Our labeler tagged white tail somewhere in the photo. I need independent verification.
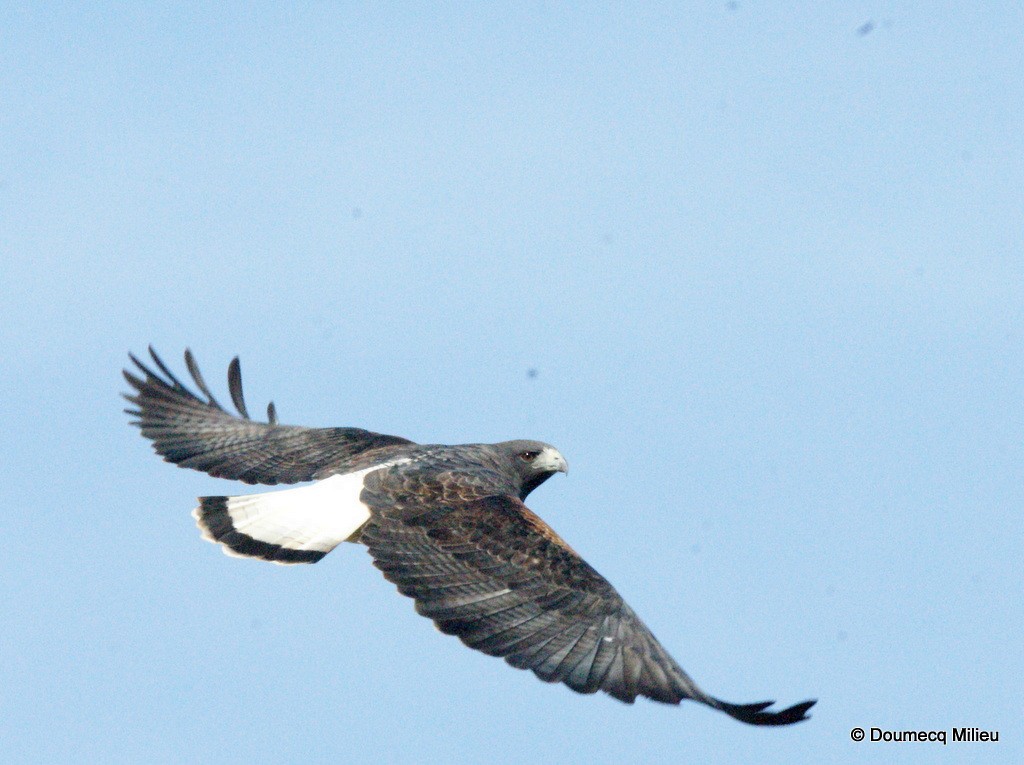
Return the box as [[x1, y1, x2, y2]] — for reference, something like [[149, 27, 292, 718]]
[[192, 467, 383, 565]]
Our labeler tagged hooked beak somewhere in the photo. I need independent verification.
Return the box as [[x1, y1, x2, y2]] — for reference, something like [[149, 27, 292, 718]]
[[537, 447, 569, 476]]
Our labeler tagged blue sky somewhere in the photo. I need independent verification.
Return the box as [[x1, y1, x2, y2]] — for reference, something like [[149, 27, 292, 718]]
[[2, 3, 1021, 763]]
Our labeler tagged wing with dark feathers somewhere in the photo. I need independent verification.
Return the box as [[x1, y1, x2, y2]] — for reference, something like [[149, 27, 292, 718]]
[[123, 347, 415, 485], [358, 476, 815, 726]]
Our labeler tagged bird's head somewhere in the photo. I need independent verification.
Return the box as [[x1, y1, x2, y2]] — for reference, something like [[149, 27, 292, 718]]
[[498, 440, 568, 499]]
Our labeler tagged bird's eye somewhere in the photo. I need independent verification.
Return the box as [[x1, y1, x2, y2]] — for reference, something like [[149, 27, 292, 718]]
[[518, 450, 540, 462]]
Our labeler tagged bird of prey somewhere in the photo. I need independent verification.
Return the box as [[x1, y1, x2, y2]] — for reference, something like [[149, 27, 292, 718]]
[[123, 348, 815, 726]]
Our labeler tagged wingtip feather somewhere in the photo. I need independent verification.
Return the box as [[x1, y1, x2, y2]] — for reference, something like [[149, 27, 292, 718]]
[[716, 697, 816, 726], [227, 356, 250, 419], [184, 348, 223, 409]]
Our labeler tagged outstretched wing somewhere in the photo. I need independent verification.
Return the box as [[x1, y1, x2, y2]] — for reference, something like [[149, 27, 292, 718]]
[[359, 471, 815, 726], [123, 348, 414, 485]]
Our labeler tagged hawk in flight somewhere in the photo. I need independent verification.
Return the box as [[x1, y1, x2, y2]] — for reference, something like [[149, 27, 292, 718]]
[[124, 348, 815, 726]]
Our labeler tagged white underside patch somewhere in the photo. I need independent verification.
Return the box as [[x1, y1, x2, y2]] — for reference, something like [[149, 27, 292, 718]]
[[193, 460, 408, 563]]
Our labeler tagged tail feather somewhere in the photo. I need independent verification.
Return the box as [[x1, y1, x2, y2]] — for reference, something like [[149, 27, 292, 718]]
[[192, 472, 376, 565]]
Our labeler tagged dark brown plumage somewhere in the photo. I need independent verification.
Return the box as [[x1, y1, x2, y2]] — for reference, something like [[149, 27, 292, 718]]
[[124, 348, 815, 726]]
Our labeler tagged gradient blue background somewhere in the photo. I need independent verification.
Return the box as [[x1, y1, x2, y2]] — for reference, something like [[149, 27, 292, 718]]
[[2, 4, 1020, 763]]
